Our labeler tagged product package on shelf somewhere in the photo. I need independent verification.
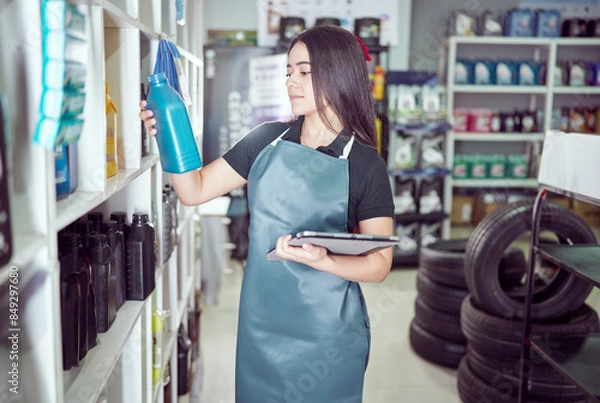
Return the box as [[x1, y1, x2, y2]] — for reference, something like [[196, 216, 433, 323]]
[[89, 233, 117, 333], [126, 212, 156, 301], [394, 220, 419, 259], [105, 82, 118, 178], [36, 0, 87, 150], [386, 71, 446, 126], [37, 0, 88, 204], [418, 177, 444, 215], [394, 178, 417, 215]]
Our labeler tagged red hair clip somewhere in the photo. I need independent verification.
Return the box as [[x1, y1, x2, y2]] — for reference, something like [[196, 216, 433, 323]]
[[356, 36, 372, 62]]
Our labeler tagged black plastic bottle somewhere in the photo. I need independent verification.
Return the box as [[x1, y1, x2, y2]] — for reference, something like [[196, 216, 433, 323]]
[[101, 220, 126, 310], [73, 219, 98, 349], [87, 212, 104, 233], [59, 232, 92, 364], [177, 325, 192, 396], [75, 219, 93, 252], [89, 233, 117, 332], [58, 233, 81, 370], [110, 211, 131, 243], [126, 212, 156, 300]]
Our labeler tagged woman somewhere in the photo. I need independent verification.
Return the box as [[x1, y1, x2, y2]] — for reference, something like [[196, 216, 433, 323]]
[[141, 24, 394, 402]]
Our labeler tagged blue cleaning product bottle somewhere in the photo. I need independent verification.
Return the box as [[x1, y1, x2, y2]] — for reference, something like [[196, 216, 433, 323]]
[[146, 72, 202, 173]]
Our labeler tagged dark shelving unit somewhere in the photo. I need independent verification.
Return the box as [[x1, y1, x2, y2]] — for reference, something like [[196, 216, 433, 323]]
[[518, 132, 600, 403], [530, 334, 600, 402]]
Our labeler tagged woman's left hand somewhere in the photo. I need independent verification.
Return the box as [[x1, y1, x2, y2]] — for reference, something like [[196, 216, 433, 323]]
[[274, 234, 329, 265]]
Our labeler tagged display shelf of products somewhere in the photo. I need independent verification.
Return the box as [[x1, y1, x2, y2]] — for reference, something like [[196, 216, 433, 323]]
[[518, 131, 600, 402], [445, 35, 600, 200], [453, 132, 546, 141], [56, 154, 159, 231], [387, 118, 451, 263], [0, 0, 204, 402], [63, 300, 147, 403], [452, 178, 538, 188]]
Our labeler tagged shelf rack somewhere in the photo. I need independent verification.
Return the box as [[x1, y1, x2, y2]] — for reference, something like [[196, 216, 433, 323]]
[[518, 131, 600, 403], [444, 36, 600, 198], [0, 0, 206, 402]]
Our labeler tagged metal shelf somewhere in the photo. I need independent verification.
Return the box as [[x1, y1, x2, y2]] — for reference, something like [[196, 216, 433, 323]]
[[452, 85, 548, 94], [452, 178, 538, 188], [535, 244, 600, 288], [453, 132, 546, 141], [449, 36, 600, 47], [519, 131, 600, 402], [553, 86, 600, 95], [530, 334, 600, 402], [56, 154, 159, 231], [449, 36, 552, 46], [63, 300, 147, 403]]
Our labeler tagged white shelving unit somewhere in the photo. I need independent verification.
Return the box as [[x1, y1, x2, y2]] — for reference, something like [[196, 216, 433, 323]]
[[445, 36, 600, 193], [0, 1, 205, 402]]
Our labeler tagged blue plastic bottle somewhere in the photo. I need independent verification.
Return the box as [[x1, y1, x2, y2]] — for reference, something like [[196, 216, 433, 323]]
[[146, 72, 202, 173]]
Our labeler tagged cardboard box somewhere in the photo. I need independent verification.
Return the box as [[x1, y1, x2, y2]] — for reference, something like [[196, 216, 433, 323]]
[[471, 197, 506, 227], [548, 197, 572, 210], [572, 200, 600, 228], [451, 194, 474, 225]]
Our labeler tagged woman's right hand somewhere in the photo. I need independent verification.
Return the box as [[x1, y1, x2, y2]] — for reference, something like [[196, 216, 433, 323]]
[[139, 100, 157, 136]]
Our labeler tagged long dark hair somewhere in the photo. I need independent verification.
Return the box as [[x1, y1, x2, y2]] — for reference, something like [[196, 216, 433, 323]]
[[288, 25, 378, 149]]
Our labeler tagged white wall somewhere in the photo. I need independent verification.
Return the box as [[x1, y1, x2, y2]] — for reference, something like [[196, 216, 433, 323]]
[[202, 0, 412, 71]]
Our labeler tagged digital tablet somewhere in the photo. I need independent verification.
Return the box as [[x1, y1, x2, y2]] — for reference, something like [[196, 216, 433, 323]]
[[266, 231, 400, 260]]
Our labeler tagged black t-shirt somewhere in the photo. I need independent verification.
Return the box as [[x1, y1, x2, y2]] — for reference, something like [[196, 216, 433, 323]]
[[222, 117, 394, 231]]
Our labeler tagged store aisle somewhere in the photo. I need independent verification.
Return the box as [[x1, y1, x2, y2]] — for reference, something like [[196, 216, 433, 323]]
[[196, 260, 461, 403]]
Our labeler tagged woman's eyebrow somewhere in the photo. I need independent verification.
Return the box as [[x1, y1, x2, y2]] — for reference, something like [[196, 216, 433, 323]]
[[286, 61, 311, 68]]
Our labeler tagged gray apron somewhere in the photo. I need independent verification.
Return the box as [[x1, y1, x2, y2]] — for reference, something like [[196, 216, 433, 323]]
[[235, 130, 371, 403]]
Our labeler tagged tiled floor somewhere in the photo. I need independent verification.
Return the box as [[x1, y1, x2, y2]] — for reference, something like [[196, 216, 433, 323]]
[[196, 260, 460, 403], [195, 227, 600, 403]]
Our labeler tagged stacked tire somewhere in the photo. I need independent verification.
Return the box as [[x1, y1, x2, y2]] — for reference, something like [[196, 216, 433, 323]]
[[458, 200, 600, 403], [409, 239, 470, 368], [409, 239, 527, 369]]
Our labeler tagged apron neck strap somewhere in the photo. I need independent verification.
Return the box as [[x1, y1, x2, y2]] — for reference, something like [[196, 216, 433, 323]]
[[270, 128, 354, 160], [340, 136, 354, 160], [270, 128, 291, 146]]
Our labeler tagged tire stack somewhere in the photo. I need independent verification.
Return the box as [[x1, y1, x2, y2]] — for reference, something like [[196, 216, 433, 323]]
[[409, 239, 470, 369], [458, 200, 600, 403], [409, 239, 527, 370]]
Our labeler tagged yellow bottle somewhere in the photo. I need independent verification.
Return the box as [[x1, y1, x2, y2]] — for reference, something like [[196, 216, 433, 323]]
[[373, 65, 386, 101], [105, 82, 118, 178], [152, 310, 164, 384]]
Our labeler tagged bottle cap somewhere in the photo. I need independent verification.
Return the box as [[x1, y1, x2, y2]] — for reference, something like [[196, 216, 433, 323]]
[[148, 72, 168, 85], [101, 220, 118, 233], [61, 232, 81, 248], [132, 212, 149, 224], [88, 212, 104, 224], [110, 211, 128, 224], [89, 233, 108, 247]]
